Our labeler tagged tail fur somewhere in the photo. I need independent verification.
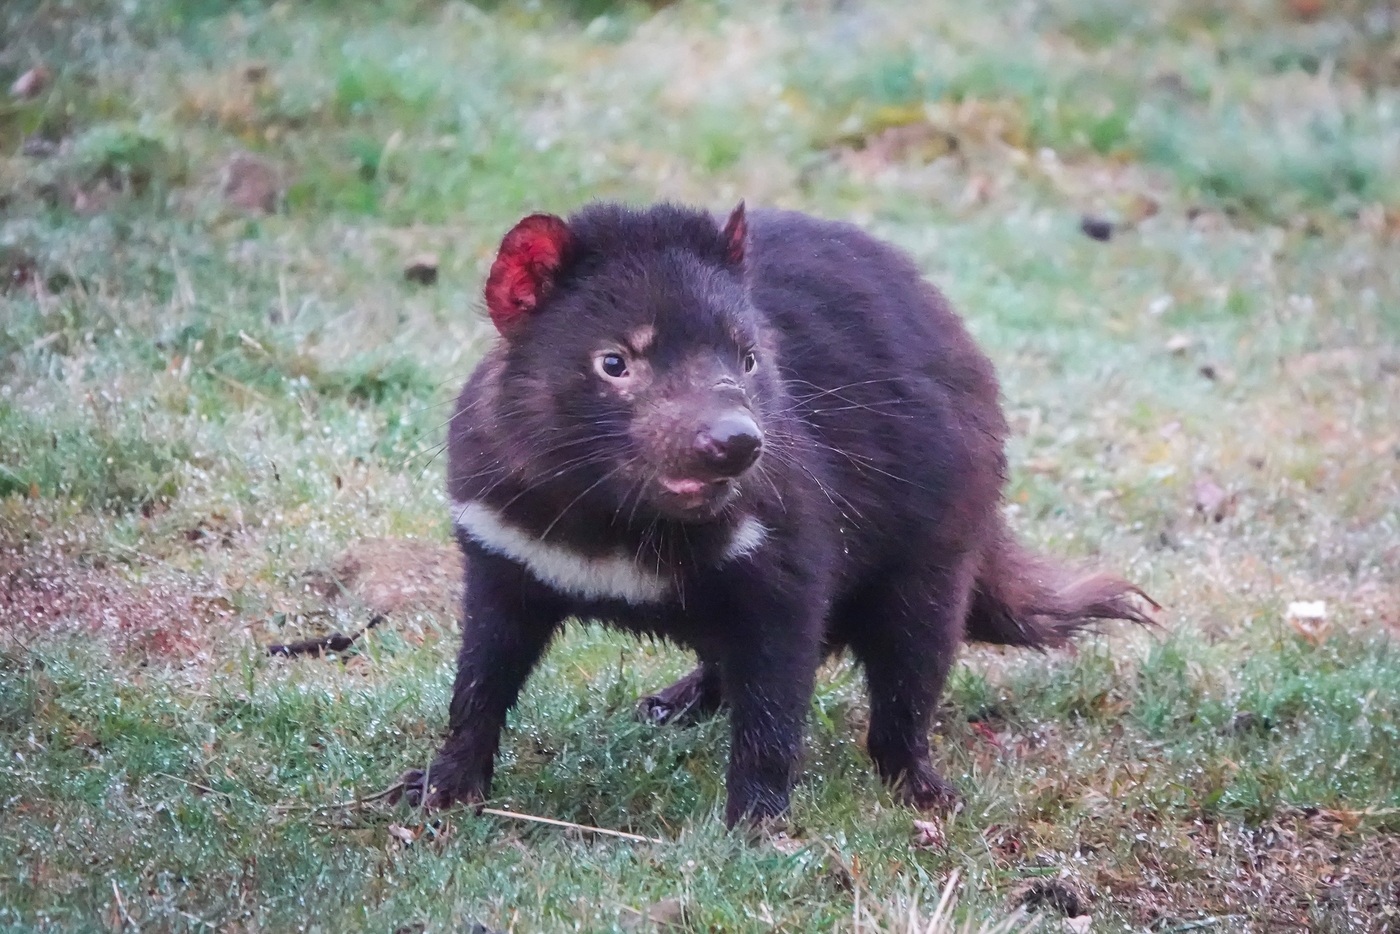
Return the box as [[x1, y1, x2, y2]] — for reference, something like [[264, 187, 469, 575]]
[[965, 527, 1159, 649]]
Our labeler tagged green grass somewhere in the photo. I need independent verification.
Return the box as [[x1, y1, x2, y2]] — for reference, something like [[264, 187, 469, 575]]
[[3, 0, 1399, 930]]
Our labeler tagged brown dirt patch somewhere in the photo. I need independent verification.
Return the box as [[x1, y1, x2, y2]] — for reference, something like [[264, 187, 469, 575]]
[[1093, 813, 1400, 931], [307, 537, 461, 619], [0, 544, 229, 659]]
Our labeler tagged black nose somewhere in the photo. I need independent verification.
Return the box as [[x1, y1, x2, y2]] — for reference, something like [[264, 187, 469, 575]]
[[694, 411, 763, 477]]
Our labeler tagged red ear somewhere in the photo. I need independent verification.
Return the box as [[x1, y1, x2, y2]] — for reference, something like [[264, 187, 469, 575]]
[[721, 201, 747, 268], [484, 214, 572, 337]]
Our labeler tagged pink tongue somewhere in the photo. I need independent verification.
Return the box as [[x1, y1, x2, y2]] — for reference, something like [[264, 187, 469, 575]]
[[662, 478, 708, 495]]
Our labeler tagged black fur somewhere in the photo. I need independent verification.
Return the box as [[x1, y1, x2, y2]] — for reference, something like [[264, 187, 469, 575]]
[[399, 202, 1154, 826]]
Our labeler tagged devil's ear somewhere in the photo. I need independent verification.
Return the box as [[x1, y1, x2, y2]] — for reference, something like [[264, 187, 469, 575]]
[[720, 201, 747, 269], [484, 213, 573, 337]]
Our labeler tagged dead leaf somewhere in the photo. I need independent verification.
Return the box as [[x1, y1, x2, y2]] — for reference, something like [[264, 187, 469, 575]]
[[961, 173, 995, 206], [969, 720, 1004, 749], [1127, 193, 1160, 222], [1288, 0, 1325, 20], [387, 823, 418, 847], [620, 898, 685, 930], [912, 818, 946, 850], [10, 66, 51, 100], [1192, 476, 1237, 522], [71, 179, 118, 215], [1286, 600, 1330, 644], [219, 151, 282, 214], [404, 254, 440, 286], [768, 831, 804, 855]]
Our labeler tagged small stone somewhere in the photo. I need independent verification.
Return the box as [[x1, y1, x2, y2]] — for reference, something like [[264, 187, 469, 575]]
[[1017, 880, 1087, 918], [912, 818, 946, 850], [1165, 334, 1193, 355], [1226, 711, 1272, 735], [21, 136, 59, 159], [1080, 216, 1115, 241], [10, 66, 51, 100], [404, 254, 440, 286]]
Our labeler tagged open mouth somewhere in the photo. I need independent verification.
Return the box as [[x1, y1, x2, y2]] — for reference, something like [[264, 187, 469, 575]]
[[658, 476, 733, 514]]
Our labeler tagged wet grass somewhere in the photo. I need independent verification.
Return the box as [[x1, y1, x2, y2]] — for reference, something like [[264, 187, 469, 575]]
[[2, 0, 1399, 931]]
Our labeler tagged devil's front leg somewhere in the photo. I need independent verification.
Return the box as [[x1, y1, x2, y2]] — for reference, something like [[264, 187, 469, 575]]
[[698, 572, 826, 827], [399, 547, 564, 809]]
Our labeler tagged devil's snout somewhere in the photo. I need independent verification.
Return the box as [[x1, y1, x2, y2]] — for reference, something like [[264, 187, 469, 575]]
[[694, 410, 763, 477]]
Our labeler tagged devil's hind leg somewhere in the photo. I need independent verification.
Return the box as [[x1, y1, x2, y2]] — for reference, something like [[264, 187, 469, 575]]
[[638, 660, 723, 725]]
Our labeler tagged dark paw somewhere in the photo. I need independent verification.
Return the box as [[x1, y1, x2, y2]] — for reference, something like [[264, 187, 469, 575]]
[[637, 692, 691, 725], [389, 768, 425, 806], [893, 763, 961, 813], [737, 814, 795, 844], [637, 666, 722, 726], [390, 766, 484, 812]]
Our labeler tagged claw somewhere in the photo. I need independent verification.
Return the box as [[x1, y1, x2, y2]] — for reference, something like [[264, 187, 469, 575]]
[[895, 765, 961, 813], [388, 766, 484, 811], [636, 665, 722, 726], [637, 692, 696, 725]]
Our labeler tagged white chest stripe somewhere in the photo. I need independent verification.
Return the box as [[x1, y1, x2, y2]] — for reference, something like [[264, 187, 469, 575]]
[[724, 516, 770, 561], [451, 501, 769, 604], [452, 500, 669, 604]]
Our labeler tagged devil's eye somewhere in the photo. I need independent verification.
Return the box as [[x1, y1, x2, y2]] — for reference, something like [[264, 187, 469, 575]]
[[596, 352, 630, 380], [743, 350, 758, 374]]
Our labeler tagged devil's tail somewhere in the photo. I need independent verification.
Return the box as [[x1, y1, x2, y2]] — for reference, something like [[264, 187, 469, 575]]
[[964, 524, 1159, 648]]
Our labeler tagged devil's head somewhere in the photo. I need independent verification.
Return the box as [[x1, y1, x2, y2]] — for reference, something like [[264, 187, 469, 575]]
[[482, 201, 781, 523]]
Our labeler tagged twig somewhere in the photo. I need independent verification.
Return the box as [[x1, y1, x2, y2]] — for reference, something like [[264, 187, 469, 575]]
[[927, 868, 961, 931], [479, 807, 663, 844], [175, 908, 214, 928], [1156, 918, 1238, 933], [271, 780, 407, 813], [270, 781, 663, 843], [154, 772, 233, 800], [206, 368, 270, 403], [267, 614, 385, 658], [111, 879, 137, 931]]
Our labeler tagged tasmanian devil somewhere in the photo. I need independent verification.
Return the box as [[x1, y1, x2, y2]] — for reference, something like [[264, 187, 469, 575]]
[[398, 201, 1155, 826]]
